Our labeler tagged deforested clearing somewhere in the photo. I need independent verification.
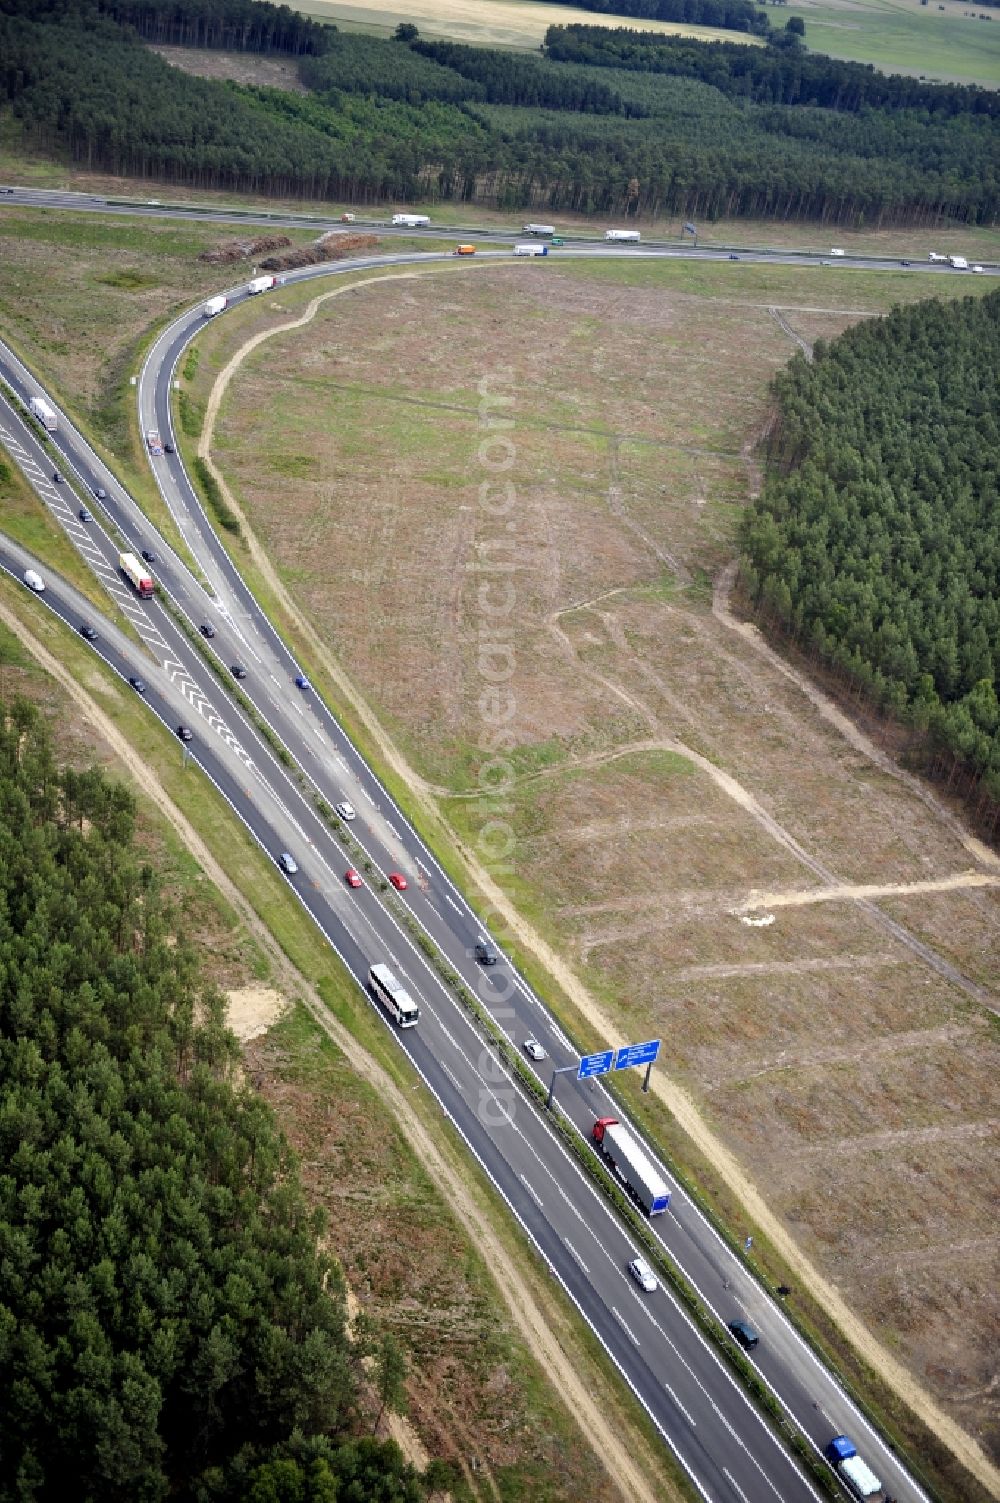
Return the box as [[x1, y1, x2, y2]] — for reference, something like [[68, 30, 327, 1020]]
[[201, 259, 1000, 1471]]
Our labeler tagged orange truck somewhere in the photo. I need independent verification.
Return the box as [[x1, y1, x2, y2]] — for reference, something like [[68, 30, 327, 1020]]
[[453, 244, 476, 255]]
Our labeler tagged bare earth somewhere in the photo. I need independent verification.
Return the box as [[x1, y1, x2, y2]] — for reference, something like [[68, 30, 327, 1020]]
[[195, 260, 1000, 1487]]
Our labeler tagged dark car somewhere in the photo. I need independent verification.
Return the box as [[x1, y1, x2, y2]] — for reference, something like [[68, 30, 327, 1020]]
[[52, 471, 64, 483], [728, 253, 740, 261], [141, 549, 156, 564], [78, 506, 92, 523], [128, 676, 147, 695], [727, 1320, 760, 1352], [163, 441, 175, 454], [231, 664, 247, 679], [94, 486, 107, 500], [79, 623, 97, 641], [199, 622, 216, 638], [901, 259, 911, 267], [474, 941, 498, 965], [176, 725, 193, 742], [295, 673, 310, 690]]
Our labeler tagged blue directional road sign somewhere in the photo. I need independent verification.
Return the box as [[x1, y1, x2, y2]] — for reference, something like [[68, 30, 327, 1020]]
[[578, 1049, 615, 1080], [615, 1039, 661, 1071]]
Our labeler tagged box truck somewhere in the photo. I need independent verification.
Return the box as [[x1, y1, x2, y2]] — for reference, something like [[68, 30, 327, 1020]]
[[514, 244, 549, 256], [592, 1117, 671, 1215], [948, 256, 969, 270], [248, 275, 277, 294], [203, 295, 227, 317], [119, 552, 155, 599], [29, 397, 57, 432], [605, 229, 641, 242]]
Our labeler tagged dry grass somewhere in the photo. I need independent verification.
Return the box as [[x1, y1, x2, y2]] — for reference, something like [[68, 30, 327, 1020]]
[[207, 258, 1000, 1468]]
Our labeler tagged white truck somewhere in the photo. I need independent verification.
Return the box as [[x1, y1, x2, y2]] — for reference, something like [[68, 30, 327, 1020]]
[[392, 213, 430, 228], [606, 228, 641, 242], [29, 396, 57, 432], [513, 243, 549, 257], [830, 247, 846, 256], [203, 295, 228, 317], [824, 1437, 885, 1501], [247, 275, 277, 295], [119, 551, 154, 599], [592, 1117, 671, 1215], [522, 222, 555, 237], [928, 251, 947, 262], [948, 255, 969, 270]]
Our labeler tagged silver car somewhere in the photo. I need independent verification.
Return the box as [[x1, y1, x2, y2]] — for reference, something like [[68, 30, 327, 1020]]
[[278, 852, 298, 874], [629, 1257, 658, 1293], [335, 801, 357, 822]]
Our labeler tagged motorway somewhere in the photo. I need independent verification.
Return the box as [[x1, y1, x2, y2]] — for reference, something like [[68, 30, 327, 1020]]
[[0, 215, 947, 1503]]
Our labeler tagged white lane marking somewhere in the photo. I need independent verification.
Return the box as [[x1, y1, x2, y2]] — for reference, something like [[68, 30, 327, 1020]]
[[564, 1238, 589, 1274], [442, 1062, 462, 1090], [664, 1382, 697, 1428], [387, 822, 401, 839], [336, 754, 349, 770], [550, 1023, 573, 1049], [437, 1021, 459, 1050], [723, 1469, 752, 1503], [519, 1173, 543, 1208], [613, 1308, 640, 1347], [360, 787, 376, 806], [445, 893, 462, 914]]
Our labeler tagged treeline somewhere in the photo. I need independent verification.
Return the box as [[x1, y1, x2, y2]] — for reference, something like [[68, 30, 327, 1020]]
[[535, 0, 771, 32], [1, 0, 330, 53], [543, 23, 1000, 117], [0, 697, 446, 1500], [742, 291, 1000, 823], [1, 2, 997, 224]]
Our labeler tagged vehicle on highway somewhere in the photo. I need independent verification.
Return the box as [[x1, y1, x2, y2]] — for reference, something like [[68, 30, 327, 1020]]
[[728, 1319, 760, 1351], [392, 213, 430, 228], [335, 801, 356, 822], [204, 295, 228, 318], [513, 243, 548, 257], [23, 569, 45, 593], [605, 228, 640, 243], [901, 260, 911, 267], [629, 1256, 658, 1293], [522, 222, 555, 237], [248, 275, 278, 295], [93, 485, 106, 500], [523, 1038, 546, 1062], [474, 940, 498, 965], [825, 1436, 884, 1501], [295, 673, 310, 690], [29, 396, 57, 431], [128, 676, 147, 694], [79, 623, 97, 640], [593, 1117, 671, 1215], [141, 548, 157, 563], [388, 872, 408, 891], [176, 724, 193, 742], [199, 622, 216, 637], [78, 506, 92, 523], [230, 664, 247, 679], [278, 852, 298, 874], [830, 247, 846, 256], [453, 244, 476, 256], [52, 470, 64, 483], [345, 868, 363, 888], [120, 551, 155, 598], [368, 962, 420, 1027], [341, 212, 356, 223], [164, 440, 175, 453], [551, 237, 565, 246], [971, 263, 984, 273], [146, 430, 164, 456], [728, 253, 740, 261]]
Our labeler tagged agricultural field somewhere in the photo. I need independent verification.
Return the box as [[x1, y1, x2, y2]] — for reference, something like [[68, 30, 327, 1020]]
[[0, 591, 654, 1503], [190, 257, 1000, 1473]]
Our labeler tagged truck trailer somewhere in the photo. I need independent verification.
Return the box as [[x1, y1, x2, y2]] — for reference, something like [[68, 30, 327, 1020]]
[[522, 223, 555, 237], [825, 1437, 885, 1501], [248, 275, 277, 294], [392, 213, 430, 227], [605, 229, 641, 242], [29, 397, 57, 432], [928, 251, 947, 262], [514, 244, 549, 257], [592, 1117, 671, 1215], [948, 255, 969, 270], [203, 295, 228, 317], [119, 552, 155, 599]]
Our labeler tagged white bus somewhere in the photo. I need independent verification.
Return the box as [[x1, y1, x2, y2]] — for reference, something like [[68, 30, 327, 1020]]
[[369, 963, 420, 1028]]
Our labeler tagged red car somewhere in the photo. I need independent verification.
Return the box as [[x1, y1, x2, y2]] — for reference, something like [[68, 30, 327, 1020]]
[[388, 872, 408, 891], [345, 868, 363, 889]]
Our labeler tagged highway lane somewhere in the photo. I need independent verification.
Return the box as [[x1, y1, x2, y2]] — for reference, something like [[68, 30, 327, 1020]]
[[0, 381, 821, 1503], [1, 244, 935, 1502]]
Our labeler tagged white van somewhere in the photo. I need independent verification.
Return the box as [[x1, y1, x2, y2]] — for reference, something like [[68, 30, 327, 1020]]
[[23, 569, 45, 592]]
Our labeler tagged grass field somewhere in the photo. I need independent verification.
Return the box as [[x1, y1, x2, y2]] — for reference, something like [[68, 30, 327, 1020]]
[[193, 257, 1000, 1484]]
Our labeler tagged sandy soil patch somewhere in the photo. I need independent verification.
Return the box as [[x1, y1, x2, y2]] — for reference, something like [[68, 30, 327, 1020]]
[[225, 984, 288, 1041]]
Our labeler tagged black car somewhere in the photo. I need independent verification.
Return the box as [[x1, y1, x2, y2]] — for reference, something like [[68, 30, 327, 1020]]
[[728, 253, 740, 261], [128, 676, 147, 694], [78, 506, 92, 524], [727, 1320, 760, 1352], [79, 623, 98, 641], [901, 259, 911, 267], [199, 622, 216, 638], [474, 941, 498, 966], [231, 664, 247, 680], [163, 441, 175, 454], [141, 549, 156, 564], [176, 725, 193, 742], [52, 471, 64, 483]]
